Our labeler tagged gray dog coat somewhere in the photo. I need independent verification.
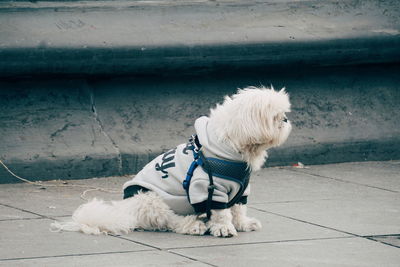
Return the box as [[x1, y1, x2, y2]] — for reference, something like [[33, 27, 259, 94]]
[[123, 116, 251, 215]]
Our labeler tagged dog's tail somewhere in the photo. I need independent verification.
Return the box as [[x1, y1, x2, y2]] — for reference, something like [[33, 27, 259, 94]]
[[50, 198, 138, 235]]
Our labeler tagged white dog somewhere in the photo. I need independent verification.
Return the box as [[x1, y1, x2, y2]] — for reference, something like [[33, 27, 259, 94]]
[[52, 86, 291, 237]]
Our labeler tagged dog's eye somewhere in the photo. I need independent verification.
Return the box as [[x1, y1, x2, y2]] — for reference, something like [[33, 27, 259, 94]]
[[282, 117, 288, 123]]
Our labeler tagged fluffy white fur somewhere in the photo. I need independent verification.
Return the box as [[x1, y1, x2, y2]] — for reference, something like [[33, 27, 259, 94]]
[[51, 86, 291, 237]]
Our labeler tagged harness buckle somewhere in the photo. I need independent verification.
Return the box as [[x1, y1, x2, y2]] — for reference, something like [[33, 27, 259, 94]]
[[208, 184, 217, 193], [182, 180, 189, 190]]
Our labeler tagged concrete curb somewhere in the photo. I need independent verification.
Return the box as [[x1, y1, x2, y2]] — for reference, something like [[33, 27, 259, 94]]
[[1, 0, 400, 77], [1, 37, 400, 78], [2, 139, 400, 184]]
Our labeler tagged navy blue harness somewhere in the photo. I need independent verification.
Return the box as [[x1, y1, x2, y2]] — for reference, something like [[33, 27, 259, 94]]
[[182, 135, 251, 218]]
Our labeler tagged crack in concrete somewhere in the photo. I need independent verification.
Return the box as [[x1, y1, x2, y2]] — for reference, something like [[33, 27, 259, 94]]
[[0, 249, 154, 262], [0, 217, 45, 222], [50, 122, 78, 139], [89, 87, 123, 175], [363, 235, 400, 249], [250, 206, 400, 249], [165, 236, 354, 251], [0, 203, 53, 220], [168, 250, 218, 267]]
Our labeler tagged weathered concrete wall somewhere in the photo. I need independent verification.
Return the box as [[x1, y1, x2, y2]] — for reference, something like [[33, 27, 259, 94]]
[[1, 64, 399, 183], [1, 0, 399, 183]]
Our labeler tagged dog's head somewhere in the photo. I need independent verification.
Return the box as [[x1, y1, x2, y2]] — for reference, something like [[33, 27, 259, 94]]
[[210, 86, 292, 169]]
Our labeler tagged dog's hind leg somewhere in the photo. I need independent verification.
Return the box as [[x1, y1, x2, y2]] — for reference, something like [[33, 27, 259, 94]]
[[231, 204, 262, 232], [134, 191, 207, 236]]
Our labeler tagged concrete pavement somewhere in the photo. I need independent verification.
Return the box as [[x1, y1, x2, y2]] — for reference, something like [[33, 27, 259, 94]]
[[1, 160, 399, 266]]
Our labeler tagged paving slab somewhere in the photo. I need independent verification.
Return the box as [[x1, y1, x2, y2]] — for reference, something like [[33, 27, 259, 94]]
[[252, 197, 400, 236], [293, 160, 400, 192], [0, 219, 151, 261], [0, 161, 399, 266], [171, 237, 400, 267], [251, 164, 400, 236], [248, 166, 397, 204], [118, 208, 347, 249], [0, 250, 209, 267], [0, 176, 129, 217]]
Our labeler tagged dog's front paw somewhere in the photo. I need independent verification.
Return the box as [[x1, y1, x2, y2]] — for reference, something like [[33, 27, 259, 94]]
[[208, 222, 238, 237], [234, 217, 262, 232]]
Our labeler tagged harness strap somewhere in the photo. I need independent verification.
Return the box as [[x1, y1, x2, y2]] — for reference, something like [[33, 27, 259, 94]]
[[198, 150, 215, 219], [182, 135, 201, 192], [182, 136, 214, 219], [182, 135, 250, 220], [182, 160, 198, 191]]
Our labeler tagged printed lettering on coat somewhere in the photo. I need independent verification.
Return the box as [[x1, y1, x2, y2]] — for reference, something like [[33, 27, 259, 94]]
[[183, 142, 194, 155], [155, 148, 176, 178]]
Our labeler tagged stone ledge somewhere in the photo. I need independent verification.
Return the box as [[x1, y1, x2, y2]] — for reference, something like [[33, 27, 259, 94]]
[[1, 0, 399, 77]]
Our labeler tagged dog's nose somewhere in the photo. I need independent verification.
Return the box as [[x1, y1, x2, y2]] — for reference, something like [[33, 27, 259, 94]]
[[283, 118, 288, 123]]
